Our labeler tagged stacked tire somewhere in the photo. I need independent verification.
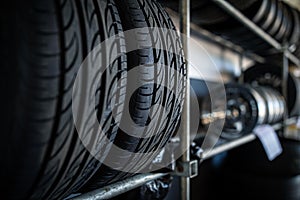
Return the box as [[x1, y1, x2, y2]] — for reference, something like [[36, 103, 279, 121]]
[[197, 0, 300, 58], [0, 0, 186, 199], [244, 64, 300, 117], [161, 0, 300, 59]]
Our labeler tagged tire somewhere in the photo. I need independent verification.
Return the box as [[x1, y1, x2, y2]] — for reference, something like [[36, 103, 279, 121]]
[[159, 0, 259, 25], [244, 64, 300, 116], [191, 0, 260, 25], [0, 0, 127, 199], [81, 0, 186, 191]]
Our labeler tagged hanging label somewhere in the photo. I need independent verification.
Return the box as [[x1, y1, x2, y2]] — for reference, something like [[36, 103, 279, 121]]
[[253, 125, 282, 161]]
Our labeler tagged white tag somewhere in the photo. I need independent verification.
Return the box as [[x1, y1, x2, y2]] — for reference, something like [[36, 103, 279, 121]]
[[152, 148, 165, 164], [296, 117, 300, 129], [253, 125, 282, 161]]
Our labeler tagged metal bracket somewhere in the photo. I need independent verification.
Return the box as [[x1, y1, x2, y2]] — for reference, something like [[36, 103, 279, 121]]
[[173, 160, 198, 178]]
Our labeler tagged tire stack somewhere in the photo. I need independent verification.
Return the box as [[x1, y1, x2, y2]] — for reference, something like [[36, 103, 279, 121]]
[[200, 82, 285, 140], [197, 0, 300, 59], [244, 64, 300, 117], [161, 0, 300, 59], [159, 0, 259, 25], [194, 65, 300, 199], [225, 83, 285, 139], [0, 0, 186, 199]]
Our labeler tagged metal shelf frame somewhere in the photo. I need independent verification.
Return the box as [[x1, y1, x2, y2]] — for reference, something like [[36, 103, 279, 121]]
[[68, 114, 298, 199], [179, 0, 191, 199], [213, 0, 300, 67], [69, 173, 168, 200], [70, 1, 300, 199], [201, 117, 298, 161], [213, 0, 299, 137]]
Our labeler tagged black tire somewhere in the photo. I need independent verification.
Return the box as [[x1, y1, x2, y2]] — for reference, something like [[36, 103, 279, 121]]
[[0, 0, 127, 199], [81, 0, 186, 191], [191, 0, 260, 25], [159, 0, 259, 25], [244, 64, 300, 116]]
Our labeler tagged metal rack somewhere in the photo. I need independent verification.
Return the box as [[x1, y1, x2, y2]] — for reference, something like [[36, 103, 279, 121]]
[[179, 0, 191, 199], [213, 0, 300, 67], [212, 0, 299, 139], [201, 117, 298, 160], [70, 1, 300, 199], [68, 117, 297, 199], [187, 0, 300, 178], [69, 173, 168, 200]]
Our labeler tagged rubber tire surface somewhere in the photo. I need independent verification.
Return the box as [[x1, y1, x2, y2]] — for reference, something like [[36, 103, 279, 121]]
[[0, 0, 127, 199], [244, 64, 300, 116], [159, 0, 259, 25], [191, 0, 260, 25], [81, 0, 186, 191]]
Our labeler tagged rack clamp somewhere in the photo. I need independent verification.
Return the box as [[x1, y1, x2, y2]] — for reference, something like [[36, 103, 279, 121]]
[[172, 143, 203, 178], [173, 159, 198, 178]]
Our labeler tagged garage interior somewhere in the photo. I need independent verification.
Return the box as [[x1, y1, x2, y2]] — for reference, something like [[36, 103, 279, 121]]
[[1, 0, 300, 200], [112, 0, 300, 199]]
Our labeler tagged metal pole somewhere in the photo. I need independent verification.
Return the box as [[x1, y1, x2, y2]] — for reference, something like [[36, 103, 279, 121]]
[[238, 53, 244, 83], [282, 48, 289, 136], [282, 49, 289, 104], [179, 0, 190, 199], [70, 173, 167, 200]]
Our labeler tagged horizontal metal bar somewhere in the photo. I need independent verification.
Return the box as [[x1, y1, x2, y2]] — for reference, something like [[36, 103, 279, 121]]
[[201, 117, 299, 160], [284, 51, 300, 68], [214, 0, 280, 49], [271, 117, 298, 130], [214, 0, 300, 67], [70, 173, 167, 200], [190, 22, 266, 64], [166, 7, 266, 64], [69, 115, 299, 200], [201, 134, 256, 160], [285, 117, 298, 125]]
